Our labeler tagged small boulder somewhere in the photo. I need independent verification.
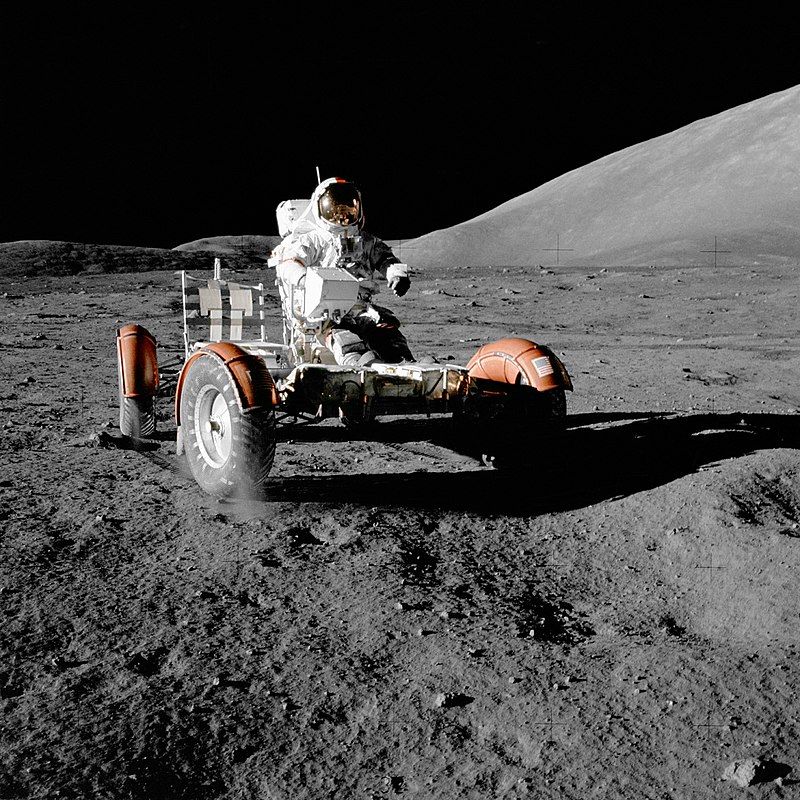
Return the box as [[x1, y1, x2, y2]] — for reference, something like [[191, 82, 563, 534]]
[[434, 692, 474, 709], [722, 758, 789, 787], [87, 431, 118, 449]]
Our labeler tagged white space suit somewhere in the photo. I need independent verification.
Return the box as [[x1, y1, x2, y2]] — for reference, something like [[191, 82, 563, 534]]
[[272, 177, 413, 366]]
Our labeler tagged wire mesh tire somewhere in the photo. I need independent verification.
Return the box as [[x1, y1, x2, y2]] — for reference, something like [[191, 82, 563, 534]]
[[117, 355, 156, 439], [479, 388, 567, 470], [180, 354, 276, 499], [119, 395, 156, 439]]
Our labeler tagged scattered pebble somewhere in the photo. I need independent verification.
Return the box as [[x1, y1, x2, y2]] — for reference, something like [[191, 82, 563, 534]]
[[286, 527, 323, 547]]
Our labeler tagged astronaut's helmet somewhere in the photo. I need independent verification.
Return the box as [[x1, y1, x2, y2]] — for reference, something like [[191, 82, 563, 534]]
[[317, 180, 363, 228]]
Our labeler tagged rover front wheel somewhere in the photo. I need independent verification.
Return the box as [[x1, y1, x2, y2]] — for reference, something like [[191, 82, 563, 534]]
[[180, 354, 275, 498]]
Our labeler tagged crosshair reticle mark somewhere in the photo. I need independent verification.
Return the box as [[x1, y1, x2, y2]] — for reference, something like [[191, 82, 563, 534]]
[[542, 234, 574, 266], [699, 236, 731, 268]]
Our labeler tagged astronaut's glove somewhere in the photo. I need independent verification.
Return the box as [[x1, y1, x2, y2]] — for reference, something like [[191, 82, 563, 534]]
[[361, 306, 381, 324], [389, 275, 410, 297]]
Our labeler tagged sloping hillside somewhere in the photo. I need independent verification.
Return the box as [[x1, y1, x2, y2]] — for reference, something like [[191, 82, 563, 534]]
[[406, 85, 800, 267]]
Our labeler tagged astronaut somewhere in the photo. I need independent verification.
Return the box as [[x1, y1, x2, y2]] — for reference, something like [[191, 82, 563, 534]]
[[272, 177, 414, 366]]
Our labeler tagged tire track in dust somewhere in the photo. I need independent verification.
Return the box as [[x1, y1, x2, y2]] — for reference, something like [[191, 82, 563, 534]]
[[133, 436, 482, 503]]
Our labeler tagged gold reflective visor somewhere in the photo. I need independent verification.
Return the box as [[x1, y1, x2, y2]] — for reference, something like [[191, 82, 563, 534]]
[[318, 185, 361, 226]]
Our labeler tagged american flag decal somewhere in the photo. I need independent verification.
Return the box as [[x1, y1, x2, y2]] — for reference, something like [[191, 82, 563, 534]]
[[533, 356, 554, 377]]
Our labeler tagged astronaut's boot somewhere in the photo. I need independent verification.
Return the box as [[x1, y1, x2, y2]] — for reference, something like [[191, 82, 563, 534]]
[[328, 328, 379, 367]]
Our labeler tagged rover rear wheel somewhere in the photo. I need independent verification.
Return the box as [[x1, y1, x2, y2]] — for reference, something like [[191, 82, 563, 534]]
[[117, 357, 156, 439], [479, 387, 567, 470], [119, 395, 156, 439]]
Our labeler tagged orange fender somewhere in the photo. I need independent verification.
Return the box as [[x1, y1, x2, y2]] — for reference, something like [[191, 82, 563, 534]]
[[467, 337, 572, 392], [116, 324, 158, 398], [174, 341, 278, 426]]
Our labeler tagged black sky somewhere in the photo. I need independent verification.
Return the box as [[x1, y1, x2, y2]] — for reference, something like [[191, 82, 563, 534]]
[[2, 8, 798, 249]]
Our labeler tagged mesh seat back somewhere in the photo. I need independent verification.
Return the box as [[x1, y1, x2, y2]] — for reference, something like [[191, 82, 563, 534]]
[[182, 271, 266, 355]]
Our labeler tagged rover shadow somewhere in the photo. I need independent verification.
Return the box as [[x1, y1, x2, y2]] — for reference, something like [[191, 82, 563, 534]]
[[263, 412, 800, 515]]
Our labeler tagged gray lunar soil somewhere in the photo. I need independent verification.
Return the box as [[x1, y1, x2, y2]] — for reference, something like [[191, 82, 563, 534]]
[[2, 250, 800, 799]]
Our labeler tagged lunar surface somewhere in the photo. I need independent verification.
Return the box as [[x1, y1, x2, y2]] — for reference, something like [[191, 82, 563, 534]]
[[1, 241, 799, 798], [2, 77, 800, 800]]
